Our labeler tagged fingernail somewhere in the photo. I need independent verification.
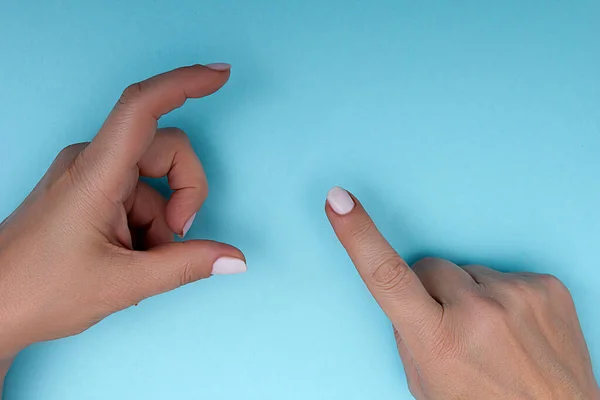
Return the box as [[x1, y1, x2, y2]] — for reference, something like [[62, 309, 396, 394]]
[[327, 186, 355, 215], [180, 213, 196, 238], [212, 257, 247, 275], [204, 63, 231, 71]]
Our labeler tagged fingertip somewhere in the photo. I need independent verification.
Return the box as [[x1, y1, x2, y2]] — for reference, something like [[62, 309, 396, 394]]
[[188, 240, 246, 275], [326, 186, 356, 216], [195, 63, 232, 88], [204, 63, 232, 72], [179, 213, 197, 239], [167, 188, 207, 237], [185, 239, 246, 265], [212, 257, 247, 275], [213, 241, 246, 263]]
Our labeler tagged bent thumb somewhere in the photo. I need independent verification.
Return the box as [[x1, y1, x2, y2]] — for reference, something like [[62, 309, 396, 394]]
[[118, 240, 246, 304]]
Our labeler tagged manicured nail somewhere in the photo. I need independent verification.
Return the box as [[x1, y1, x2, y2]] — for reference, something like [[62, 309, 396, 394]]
[[327, 186, 355, 215], [212, 257, 247, 275], [204, 63, 231, 71], [180, 213, 196, 238]]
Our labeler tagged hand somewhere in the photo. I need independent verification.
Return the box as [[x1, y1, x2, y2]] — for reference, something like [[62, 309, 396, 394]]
[[326, 187, 599, 399], [0, 64, 247, 366]]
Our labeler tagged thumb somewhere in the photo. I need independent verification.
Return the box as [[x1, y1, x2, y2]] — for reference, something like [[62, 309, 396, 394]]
[[114, 240, 246, 305]]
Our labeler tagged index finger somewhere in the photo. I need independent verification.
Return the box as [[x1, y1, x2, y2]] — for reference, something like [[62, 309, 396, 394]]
[[84, 63, 231, 178], [325, 187, 441, 349]]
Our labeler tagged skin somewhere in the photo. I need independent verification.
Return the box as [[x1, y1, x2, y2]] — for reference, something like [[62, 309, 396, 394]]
[[0, 65, 598, 398], [327, 195, 600, 399], [0, 65, 244, 392]]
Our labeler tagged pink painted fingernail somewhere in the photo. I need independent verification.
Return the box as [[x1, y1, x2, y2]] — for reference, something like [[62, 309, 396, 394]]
[[327, 186, 355, 215], [212, 257, 247, 275], [205, 63, 231, 71], [180, 213, 196, 238]]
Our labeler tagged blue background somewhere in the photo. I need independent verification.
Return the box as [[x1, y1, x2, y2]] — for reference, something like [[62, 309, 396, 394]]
[[1, 1, 599, 398]]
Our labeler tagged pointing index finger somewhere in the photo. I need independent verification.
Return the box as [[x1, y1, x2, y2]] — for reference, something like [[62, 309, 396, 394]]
[[326, 187, 442, 350]]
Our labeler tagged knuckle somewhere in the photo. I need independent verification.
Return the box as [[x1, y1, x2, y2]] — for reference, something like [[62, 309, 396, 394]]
[[502, 278, 536, 300], [537, 273, 569, 293], [492, 279, 539, 315], [179, 261, 195, 287], [167, 127, 189, 142], [43, 144, 92, 193], [52, 143, 90, 180], [471, 295, 505, 318], [536, 274, 574, 307], [454, 287, 484, 305], [412, 256, 433, 268], [370, 257, 410, 292], [167, 128, 192, 151], [175, 255, 210, 287], [57, 142, 88, 161], [412, 257, 443, 272], [119, 82, 143, 104], [469, 296, 509, 333]]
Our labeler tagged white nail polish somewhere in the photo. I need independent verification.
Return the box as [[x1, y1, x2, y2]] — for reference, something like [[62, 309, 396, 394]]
[[180, 213, 196, 238], [204, 63, 231, 71], [212, 257, 247, 275], [327, 187, 355, 215]]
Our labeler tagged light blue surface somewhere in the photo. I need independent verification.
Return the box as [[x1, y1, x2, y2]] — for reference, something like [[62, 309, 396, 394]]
[[1, 1, 599, 398]]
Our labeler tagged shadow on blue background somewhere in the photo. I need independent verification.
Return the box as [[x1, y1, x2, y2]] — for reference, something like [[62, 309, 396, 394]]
[[0, 1, 598, 399]]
